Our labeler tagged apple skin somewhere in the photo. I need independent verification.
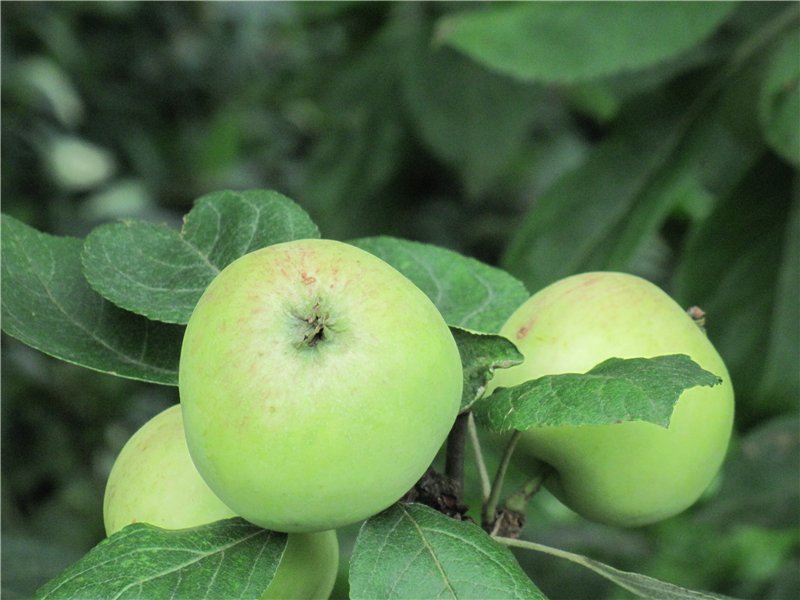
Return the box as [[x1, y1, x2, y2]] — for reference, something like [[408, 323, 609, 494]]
[[103, 404, 237, 535], [103, 405, 339, 600], [487, 272, 734, 527], [179, 239, 463, 533]]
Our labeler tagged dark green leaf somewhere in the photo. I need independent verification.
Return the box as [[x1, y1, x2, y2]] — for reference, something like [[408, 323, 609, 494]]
[[759, 29, 800, 166], [1, 215, 182, 385], [81, 189, 319, 324], [674, 158, 799, 417], [698, 415, 800, 529], [502, 94, 762, 292], [501, 8, 796, 292], [301, 26, 405, 240], [350, 236, 529, 333], [350, 503, 545, 600], [451, 327, 523, 412], [437, 2, 735, 83], [34, 519, 285, 600], [400, 8, 543, 197], [473, 355, 721, 432]]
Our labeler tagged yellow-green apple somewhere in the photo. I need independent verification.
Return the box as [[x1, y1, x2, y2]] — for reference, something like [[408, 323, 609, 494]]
[[103, 404, 339, 599], [488, 272, 734, 527], [179, 239, 463, 533]]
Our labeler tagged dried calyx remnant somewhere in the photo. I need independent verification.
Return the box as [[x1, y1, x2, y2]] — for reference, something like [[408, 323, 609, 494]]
[[298, 302, 327, 348]]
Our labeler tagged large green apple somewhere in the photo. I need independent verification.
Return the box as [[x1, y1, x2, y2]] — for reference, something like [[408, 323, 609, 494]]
[[103, 405, 339, 599], [179, 239, 463, 533], [488, 272, 734, 527]]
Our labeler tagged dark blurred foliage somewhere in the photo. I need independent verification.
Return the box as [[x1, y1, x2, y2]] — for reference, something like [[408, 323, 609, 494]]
[[2, 2, 798, 599]]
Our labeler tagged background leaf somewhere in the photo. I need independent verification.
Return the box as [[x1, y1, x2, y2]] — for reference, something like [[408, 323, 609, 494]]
[[399, 6, 544, 198], [451, 327, 523, 412], [673, 158, 799, 419], [437, 2, 735, 83], [349, 503, 545, 600], [697, 414, 800, 529], [502, 92, 761, 293], [300, 23, 406, 241], [758, 29, 800, 167], [473, 355, 721, 432], [81, 189, 319, 324], [1, 215, 182, 385], [34, 519, 285, 600], [351, 236, 529, 333]]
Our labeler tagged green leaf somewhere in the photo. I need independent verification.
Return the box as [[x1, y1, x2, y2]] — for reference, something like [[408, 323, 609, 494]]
[[400, 8, 543, 197], [1, 215, 182, 385], [502, 94, 762, 293], [81, 189, 319, 324], [500, 8, 799, 292], [697, 414, 800, 529], [674, 158, 799, 417], [350, 236, 529, 333], [759, 29, 800, 166], [34, 519, 285, 600], [437, 2, 735, 83], [301, 26, 405, 240], [350, 503, 545, 600], [451, 327, 523, 412], [473, 355, 721, 433], [498, 537, 738, 599]]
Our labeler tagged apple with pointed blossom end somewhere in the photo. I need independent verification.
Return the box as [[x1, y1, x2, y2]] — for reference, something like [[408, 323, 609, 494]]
[[488, 272, 734, 527]]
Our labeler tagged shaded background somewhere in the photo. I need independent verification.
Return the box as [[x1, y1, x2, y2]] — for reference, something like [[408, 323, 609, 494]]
[[2, 2, 798, 598]]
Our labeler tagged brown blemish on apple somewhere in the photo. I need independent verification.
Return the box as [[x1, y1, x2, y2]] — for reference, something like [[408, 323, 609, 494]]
[[301, 271, 316, 285], [517, 318, 535, 339]]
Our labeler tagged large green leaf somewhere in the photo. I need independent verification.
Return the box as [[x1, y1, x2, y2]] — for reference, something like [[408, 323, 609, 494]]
[[34, 519, 285, 600], [350, 503, 545, 600], [81, 189, 319, 324], [351, 236, 529, 333], [674, 158, 799, 417], [759, 29, 800, 167], [473, 355, 721, 432], [437, 2, 735, 83], [1, 215, 182, 385]]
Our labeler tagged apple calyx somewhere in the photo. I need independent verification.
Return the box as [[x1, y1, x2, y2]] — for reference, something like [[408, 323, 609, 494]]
[[295, 300, 332, 349]]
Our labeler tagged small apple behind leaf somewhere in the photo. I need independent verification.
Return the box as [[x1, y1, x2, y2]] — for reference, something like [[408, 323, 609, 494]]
[[179, 239, 463, 533], [103, 404, 339, 600], [488, 272, 734, 527]]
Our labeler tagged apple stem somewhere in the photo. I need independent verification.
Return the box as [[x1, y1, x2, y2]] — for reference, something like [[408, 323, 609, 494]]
[[467, 413, 492, 503], [482, 430, 521, 532], [445, 413, 469, 495], [504, 462, 553, 515]]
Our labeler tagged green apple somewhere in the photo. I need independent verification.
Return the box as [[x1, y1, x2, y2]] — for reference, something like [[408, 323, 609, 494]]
[[103, 405, 339, 599], [488, 272, 734, 527], [103, 405, 237, 535], [179, 239, 463, 533]]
